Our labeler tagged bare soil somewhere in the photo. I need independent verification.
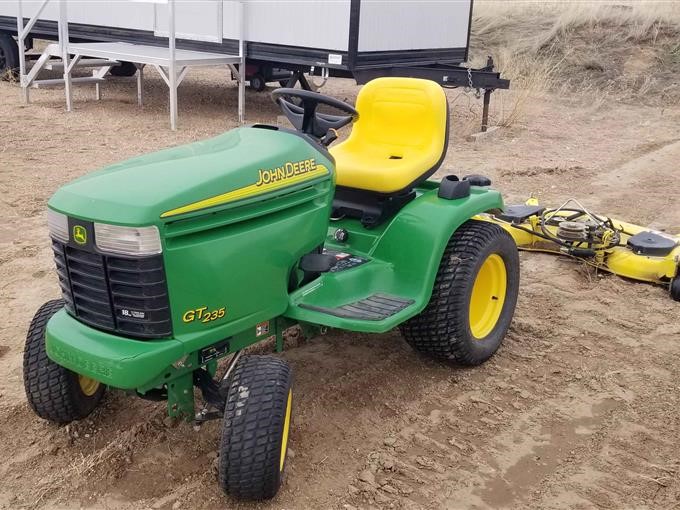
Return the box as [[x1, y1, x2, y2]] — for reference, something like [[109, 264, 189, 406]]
[[0, 67, 679, 509]]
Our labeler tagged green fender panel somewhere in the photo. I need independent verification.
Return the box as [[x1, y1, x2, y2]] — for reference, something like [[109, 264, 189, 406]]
[[285, 185, 504, 332]]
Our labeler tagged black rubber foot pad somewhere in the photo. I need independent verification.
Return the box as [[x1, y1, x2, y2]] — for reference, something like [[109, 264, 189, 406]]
[[300, 294, 414, 321]]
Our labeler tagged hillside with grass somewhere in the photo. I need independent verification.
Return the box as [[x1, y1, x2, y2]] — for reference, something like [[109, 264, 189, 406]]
[[470, 1, 680, 106]]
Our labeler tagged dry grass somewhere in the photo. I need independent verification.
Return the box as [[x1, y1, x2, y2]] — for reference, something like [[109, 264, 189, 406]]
[[469, 1, 680, 126]]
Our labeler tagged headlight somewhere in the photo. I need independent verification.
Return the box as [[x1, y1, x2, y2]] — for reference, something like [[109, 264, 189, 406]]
[[94, 223, 162, 257], [47, 209, 69, 243]]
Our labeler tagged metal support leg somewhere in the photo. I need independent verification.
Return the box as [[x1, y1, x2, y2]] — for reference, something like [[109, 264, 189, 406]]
[[481, 89, 491, 133], [58, 0, 72, 112], [168, 0, 177, 130], [237, 0, 245, 124], [136, 64, 144, 107], [17, 0, 28, 103]]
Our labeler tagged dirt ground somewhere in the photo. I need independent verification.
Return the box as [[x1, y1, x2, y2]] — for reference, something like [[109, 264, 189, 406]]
[[0, 66, 679, 510]]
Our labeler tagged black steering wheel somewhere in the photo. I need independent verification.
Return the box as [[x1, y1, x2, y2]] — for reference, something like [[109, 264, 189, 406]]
[[271, 88, 359, 142]]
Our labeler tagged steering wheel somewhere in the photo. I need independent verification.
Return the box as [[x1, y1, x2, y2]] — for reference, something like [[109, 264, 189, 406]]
[[271, 88, 359, 141]]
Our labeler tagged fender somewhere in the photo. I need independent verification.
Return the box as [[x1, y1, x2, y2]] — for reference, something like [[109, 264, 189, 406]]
[[285, 184, 504, 333], [369, 185, 505, 318]]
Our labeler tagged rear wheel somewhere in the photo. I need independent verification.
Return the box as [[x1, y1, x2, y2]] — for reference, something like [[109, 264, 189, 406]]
[[23, 300, 105, 423], [0, 33, 19, 80], [218, 355, 293, 500], [400, 219, 519, 365]]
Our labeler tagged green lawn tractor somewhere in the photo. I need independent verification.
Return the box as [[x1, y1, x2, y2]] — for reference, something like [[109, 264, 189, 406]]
[[24, 77, 519, 500]]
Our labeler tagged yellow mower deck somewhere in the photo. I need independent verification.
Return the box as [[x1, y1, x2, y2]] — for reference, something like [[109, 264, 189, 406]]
[[480, 198, 680, 288]]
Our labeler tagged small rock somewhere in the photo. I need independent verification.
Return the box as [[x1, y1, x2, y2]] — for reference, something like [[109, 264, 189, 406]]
[[358, 469, 375, 485], [206, 451, 218, 460], [519, 390, 530, 399], [381, 484, 398, 494], [287, 447, 296, 459], [383, 437, 396, 447], [347, 484, 360, 496]]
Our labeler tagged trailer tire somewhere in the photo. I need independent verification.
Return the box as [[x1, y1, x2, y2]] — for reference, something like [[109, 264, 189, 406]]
[[671, 274, 680, 302], [218, 355, 293, 501], [23, 299, 105, 423], [0, 33, 19, 80], [109, 61, 137, 77], [249, 73, 266, 92], [400, 219, 519, 365]]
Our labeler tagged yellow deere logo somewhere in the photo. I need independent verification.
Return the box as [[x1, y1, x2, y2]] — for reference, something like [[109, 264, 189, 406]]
[[73, 225, 87, 245]]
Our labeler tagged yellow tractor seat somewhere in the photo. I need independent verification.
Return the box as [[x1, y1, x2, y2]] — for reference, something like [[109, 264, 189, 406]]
[[330, 77, 449, 195]]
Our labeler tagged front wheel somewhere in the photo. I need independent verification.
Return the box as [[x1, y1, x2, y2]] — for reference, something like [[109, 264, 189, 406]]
[[23, 300, 105, 423], [218, 355, 293, 500], [400, 219, 520, 365]]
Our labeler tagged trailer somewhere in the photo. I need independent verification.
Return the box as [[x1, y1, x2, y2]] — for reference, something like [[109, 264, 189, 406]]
[[0, 0, 509, 129]]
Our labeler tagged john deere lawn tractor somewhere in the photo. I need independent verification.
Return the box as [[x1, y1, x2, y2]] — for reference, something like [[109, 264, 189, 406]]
[[24, 77, 519, 500]]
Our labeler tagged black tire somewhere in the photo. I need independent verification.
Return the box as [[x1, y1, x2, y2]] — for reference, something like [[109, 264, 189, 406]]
[[400, 219, 520, 365], [219, 355, 293, 501], [671, 274, 680, 302], [0, 33, 19, 80], [109, 61, 137, 77], [23, 299, 105, 423], [249, 73, 266, 92]]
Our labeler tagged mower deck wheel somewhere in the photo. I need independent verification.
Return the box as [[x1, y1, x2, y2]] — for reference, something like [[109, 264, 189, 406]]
[[671, 275, 680, 302], [23, 300, 105, 423], [400, 219, 520, 365], [218, 355, 293, 501]]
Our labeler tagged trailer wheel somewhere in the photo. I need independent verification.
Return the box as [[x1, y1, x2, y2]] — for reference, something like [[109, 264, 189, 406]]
[[400, 219, 519, 365], [0, 33, 19, 80], [219, 355, 293, 500], [249, 73, 266, 92], [109, 61, 137, 77], [23, 300, 105, 423], [671, 274, 680, 302]]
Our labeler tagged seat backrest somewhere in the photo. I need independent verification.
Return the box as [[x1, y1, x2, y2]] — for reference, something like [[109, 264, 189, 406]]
[[351, 77, 448, 158]]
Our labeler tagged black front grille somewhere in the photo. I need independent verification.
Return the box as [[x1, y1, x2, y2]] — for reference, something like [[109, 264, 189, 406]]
[[52, 240, 172, 339]]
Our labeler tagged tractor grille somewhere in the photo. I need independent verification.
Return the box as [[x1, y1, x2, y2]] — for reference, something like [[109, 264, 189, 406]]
[[52, 240, 172, 339]]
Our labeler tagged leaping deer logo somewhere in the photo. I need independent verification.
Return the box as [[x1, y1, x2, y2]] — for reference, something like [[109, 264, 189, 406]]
[[73, 225, 87, 245]]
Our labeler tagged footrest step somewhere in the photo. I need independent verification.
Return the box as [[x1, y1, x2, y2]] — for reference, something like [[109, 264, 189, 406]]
[[299, 294, 414, 321]]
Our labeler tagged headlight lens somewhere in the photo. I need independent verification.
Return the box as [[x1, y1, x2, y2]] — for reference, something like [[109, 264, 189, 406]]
[[94, 223, 162, 257], [47, 209, 69, 243]]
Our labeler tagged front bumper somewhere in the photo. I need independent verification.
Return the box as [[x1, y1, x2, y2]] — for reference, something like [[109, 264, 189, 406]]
[[45, 310, 184, 389]]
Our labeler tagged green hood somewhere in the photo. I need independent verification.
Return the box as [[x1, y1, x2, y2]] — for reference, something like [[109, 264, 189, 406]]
[[48, 127, 334, 226]]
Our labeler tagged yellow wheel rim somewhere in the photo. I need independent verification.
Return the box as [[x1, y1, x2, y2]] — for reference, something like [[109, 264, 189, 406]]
[[78, 375, 100, 397], [279, 390, 292, 472], [469, 253, 507, 339]]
